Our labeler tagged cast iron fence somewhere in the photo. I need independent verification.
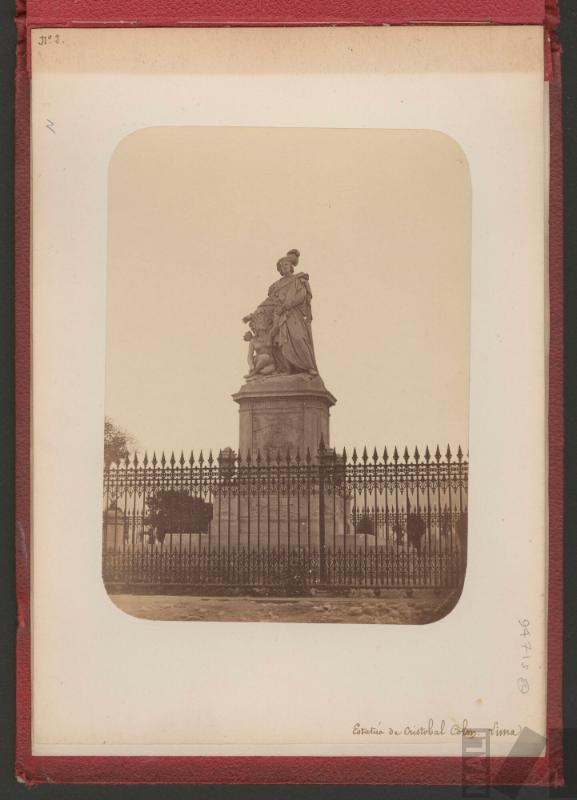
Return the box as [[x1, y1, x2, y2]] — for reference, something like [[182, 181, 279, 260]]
[[103, 442, 468, 594]]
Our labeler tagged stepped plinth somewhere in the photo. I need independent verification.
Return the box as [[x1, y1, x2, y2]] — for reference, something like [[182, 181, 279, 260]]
[[207, 373, 348, 551]]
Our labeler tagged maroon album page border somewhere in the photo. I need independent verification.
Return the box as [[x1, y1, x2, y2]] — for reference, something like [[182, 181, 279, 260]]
[[15, 0, 563, 786]]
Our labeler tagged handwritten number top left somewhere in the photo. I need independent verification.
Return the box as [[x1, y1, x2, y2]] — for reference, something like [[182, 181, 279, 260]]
[[38, 34, 63, 46]]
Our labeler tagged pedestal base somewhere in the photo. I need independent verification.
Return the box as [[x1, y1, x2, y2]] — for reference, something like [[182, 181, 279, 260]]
[[232, 373, 337, 459], [208, 490, 351, 551]]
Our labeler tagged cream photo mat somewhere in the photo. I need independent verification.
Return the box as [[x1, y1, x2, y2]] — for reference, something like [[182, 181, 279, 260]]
[[31, 26, 547, 755]]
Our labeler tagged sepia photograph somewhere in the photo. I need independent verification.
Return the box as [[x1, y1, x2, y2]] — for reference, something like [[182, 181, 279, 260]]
[[102, 126, 471, 624], [27, 24, 551, 762]]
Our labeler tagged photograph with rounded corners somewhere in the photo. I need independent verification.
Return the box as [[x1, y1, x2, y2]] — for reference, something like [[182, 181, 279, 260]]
[[102, 126, 471, 624]]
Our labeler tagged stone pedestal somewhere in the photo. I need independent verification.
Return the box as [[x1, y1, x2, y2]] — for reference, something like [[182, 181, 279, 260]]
[[208, 490, 350, 551], [232, 373, 337, 459]]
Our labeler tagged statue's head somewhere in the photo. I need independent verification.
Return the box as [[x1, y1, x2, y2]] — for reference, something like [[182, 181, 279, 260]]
[[276, 248, 300, 275]]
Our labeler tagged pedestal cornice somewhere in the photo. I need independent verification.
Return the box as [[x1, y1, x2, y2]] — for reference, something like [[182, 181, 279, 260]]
[[233, 373, 336, 407]]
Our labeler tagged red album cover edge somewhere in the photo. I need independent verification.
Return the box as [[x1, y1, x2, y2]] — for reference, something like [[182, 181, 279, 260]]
[[14, 1, 564, 787], [23, 0, 551, 27]]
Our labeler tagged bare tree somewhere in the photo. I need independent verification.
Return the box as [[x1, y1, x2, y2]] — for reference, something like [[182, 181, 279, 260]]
[[104, 417, 137, 468]]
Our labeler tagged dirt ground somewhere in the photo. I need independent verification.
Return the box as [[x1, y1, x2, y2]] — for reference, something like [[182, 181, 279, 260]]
[[109, 589, 459, 624]]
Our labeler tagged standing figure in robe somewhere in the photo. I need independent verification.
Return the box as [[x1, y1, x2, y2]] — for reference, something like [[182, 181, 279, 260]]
[[268, 249, 318, 375], [243, 249, 318, 377]]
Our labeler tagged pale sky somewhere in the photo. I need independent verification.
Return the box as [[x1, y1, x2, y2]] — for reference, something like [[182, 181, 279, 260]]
[[105, 126, 470, 457]]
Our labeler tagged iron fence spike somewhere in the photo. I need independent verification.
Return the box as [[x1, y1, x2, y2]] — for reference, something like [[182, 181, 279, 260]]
[[403, 446, 409, 462], [424, 446, 431, 462], [414, 446, 420, 461], [435, 444, 441, 461], [446, 444, 452, 459]]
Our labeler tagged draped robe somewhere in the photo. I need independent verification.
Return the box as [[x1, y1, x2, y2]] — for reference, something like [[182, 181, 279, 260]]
[[257, 272, 318, 374]]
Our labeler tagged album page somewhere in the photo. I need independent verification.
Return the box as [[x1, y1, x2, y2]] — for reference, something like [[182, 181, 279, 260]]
[[30, 25, 547, 756]]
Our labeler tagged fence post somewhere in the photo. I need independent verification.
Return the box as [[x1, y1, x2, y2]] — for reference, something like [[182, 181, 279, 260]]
[[318, 436, 327, 582]]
